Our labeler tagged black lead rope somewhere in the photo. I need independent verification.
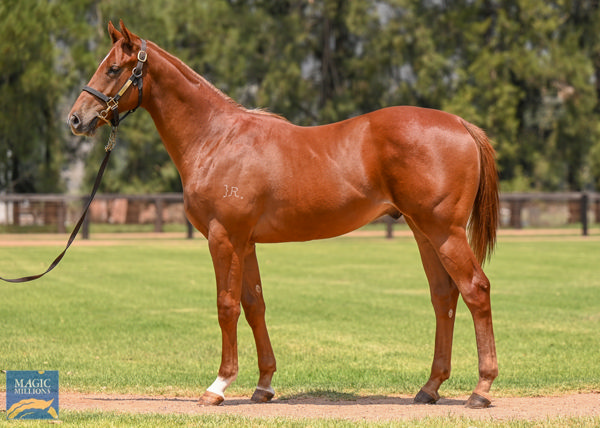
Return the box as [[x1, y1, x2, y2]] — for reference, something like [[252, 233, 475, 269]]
[[0, 148, 112, 283], [1, 41, 147, 283]]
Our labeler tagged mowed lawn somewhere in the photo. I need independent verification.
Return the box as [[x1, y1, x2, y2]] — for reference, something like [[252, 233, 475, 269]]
[[0, 234, 599, 401]]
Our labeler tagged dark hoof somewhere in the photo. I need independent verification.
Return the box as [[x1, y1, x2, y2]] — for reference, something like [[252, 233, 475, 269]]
[[251, 388, 274, 403], [465, 392, 491, 409], [414, 388, 440, 404], [198, 391, 224, 406]]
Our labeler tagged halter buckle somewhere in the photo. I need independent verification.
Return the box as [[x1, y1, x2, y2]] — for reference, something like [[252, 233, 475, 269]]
[[137, 50, 147, 62], [106, 97, 119, 110]]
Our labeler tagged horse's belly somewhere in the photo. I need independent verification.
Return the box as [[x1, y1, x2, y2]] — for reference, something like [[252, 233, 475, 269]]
[[251, 197, 392, 243]]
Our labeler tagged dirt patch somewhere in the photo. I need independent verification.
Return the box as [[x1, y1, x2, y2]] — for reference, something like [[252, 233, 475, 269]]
[[1, 392, 599, 422]]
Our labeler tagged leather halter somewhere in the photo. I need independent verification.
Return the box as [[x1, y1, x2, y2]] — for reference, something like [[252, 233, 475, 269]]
[[82, 39, 147, 127], [0, 41, 148, 283], [0, 40, 148, 283]]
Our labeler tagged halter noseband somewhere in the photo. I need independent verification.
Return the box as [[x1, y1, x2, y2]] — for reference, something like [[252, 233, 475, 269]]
[[82, 39, 147, 127]]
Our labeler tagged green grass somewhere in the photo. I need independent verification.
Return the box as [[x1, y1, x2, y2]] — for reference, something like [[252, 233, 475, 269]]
[[1, 235, 599, 425], [0, 411, 598, 428]]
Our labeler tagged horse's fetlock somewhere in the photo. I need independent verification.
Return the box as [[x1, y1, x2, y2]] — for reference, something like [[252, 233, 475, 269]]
[[440, 368, 451, 381]]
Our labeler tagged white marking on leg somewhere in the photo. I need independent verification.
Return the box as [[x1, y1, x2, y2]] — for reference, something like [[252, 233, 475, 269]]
[[206, 375, 236, 398], [448, 309, 454, 318], [255, 385, 275, 395]]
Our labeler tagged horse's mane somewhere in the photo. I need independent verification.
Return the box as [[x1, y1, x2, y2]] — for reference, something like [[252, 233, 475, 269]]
[[151, 41, 288, 122]]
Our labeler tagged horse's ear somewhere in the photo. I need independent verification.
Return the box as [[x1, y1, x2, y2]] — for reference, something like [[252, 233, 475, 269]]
[[108, 21, 122, 44], [119, 19, 138, 49]]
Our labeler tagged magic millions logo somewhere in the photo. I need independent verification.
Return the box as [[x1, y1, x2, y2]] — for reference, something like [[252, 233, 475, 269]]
[[5, 371, 59, 420]]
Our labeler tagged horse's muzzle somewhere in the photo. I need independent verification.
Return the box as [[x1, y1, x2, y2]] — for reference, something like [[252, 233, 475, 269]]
[[68, 111, 99, 136]]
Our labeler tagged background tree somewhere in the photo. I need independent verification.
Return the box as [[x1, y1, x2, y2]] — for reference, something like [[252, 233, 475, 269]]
[[0, 0, 98, 193], [2, 0, 600, 194]]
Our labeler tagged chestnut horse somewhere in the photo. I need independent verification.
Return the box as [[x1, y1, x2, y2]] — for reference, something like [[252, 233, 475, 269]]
[[69, 21, 499, 409]]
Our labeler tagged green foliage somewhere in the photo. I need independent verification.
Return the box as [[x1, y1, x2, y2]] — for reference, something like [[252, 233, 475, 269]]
[[2, 1, 600, 193], [0, 0, 101, 193]]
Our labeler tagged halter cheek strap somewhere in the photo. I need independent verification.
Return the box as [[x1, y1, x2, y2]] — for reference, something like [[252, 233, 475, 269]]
[[0, 40, 148, 283], [82, 39, 147, 127], [0, 41, 147, 283]]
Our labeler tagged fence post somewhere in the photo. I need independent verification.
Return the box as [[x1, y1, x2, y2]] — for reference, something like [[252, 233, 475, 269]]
[[57, 201, 66, 234], [384, 216, 394, 239], [509, 199, 523, 229], [186, 219, 194, 239], [581, 192, 589, 236], [13, 200, 20, 226], [154, 198, 164, 233]]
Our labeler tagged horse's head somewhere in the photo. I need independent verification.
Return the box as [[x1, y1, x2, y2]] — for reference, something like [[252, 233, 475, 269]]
[[68, 20, 147, 136]]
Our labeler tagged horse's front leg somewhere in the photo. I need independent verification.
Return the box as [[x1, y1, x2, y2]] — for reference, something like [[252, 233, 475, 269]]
[[198, 224, 246, 406], [241, 244, 277, 403]]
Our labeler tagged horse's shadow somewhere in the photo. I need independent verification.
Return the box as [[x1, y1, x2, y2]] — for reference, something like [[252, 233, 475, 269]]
[[81, 390, 467, 407], [223, 390, 466, 407]]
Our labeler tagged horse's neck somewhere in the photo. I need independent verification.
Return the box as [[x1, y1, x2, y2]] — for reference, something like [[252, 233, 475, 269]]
[[143, 42, 242, 169]]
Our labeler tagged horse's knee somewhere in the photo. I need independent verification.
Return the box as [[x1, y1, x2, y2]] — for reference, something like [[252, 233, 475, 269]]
[[217, 293, 241, 325]]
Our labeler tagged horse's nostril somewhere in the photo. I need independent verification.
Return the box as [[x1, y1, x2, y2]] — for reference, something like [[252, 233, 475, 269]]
[[69, 113, 81, 128]]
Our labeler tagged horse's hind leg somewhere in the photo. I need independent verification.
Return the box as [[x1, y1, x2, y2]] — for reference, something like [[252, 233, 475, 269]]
[[411, 220, 498, 408], [408, 222, 460, 405], [241, 244, 277, 403]]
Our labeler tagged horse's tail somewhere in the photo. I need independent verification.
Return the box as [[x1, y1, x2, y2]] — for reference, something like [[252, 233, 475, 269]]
[[461, 120, 499, 266]]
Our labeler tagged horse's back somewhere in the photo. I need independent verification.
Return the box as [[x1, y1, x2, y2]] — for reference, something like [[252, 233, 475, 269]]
[[248, 106, 482, 242]]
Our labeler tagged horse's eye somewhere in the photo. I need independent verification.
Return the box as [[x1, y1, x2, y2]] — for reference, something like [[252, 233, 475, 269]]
[[107, 65, 121, 76]]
